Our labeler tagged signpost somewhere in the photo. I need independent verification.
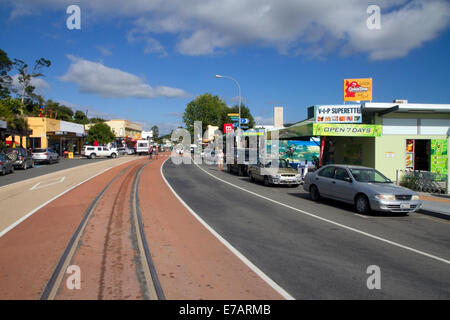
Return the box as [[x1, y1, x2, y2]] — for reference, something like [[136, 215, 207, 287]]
[[240, 118, 249, 125], [313, 123, 382, 137]]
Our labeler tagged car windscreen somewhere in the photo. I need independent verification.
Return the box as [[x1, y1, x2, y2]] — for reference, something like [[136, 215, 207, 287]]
[[349, 168, 391, 183], [264, 159, 289, 168], [138, 143, 147, 147], [32, 149, 47, 153]]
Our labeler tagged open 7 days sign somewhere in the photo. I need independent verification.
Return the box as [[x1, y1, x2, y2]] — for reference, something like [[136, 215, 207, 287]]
[[313, 123, 382, 137]]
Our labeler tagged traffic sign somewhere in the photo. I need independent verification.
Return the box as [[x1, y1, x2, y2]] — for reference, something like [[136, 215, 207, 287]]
[[228, 113, 239, 117], [240, 125, 249, 129], [224, 123, 233, 133], [233, 122, 240, 127], [240, 118, 249, 124]]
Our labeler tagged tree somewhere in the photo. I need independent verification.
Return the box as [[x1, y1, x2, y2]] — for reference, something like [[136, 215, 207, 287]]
[[0, 49, 13, 99], [13, 57, 51, 104], [89, 117, 106, 124], [73, 110, 88, 124], [0, 97, 29, 132], [183, 93, 228, 135], [151, 125, 159, 139], [86, 122, 115, 145]]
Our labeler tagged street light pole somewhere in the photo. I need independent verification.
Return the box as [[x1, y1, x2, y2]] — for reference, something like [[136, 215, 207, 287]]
[[216, 74, 242, 148]]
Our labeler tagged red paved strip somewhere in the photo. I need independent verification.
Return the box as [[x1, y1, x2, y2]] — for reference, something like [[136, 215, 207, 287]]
[[138, 154, 284, 300], [0, 159, 140, 299], [420, 195, 450, 204]]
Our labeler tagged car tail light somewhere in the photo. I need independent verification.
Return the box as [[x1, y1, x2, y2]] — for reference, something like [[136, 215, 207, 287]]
[[44, 153, 49, 155], [0, 161, 2, 165]]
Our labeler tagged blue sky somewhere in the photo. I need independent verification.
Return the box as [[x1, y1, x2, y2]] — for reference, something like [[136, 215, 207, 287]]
[[1, 0, 449, 134]]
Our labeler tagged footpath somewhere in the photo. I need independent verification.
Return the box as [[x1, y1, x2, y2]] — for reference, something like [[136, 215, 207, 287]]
[[419, 193, 450, 220]]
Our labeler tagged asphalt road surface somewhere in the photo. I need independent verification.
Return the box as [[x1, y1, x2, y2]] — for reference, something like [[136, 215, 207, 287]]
[[0, 156, 130, 187], [162, 159, 450, 299]]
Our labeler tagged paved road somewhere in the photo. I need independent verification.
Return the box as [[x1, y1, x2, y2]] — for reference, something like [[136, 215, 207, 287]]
[[0, 156, 137, 187], [162, 160, 450, 299]]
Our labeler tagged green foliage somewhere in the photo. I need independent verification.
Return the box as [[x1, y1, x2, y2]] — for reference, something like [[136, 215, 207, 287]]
[[89, 117, 106, 124], [183, 93, 228, 135], [183, 93, 255, 136], [73, 110, 88, 124], [87, 122, 115, 145], [13, 57, 51, 103]]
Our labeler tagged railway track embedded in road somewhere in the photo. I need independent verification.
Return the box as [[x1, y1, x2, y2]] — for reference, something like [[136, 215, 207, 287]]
[[40, 160, 165, 300]]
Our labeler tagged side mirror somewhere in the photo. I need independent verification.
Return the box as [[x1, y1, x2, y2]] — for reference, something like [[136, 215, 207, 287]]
[[344, 177, 353, 183]]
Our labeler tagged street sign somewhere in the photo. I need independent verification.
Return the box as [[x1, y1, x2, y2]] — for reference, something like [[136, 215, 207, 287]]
[[241, 125, 249, 129], [233, 122, 240, 127], [240, 118, 249, 124], [228, 113, 239, 117]]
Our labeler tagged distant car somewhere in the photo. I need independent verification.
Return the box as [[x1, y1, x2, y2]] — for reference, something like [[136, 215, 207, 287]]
[[10, 147, 34, 169], [0, 153, 14, 175], [303, 164, 422, 215], [32, 148, 60, 164], [81, 146, 117, 159], [248, 158, 302, 187]]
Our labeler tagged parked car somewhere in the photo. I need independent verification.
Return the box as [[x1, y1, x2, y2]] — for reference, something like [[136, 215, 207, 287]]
[[10, 147, 34, 169], [81, 146, 118, 159], [32, 148, 60, 164], [0, 152, 14, 175], [248, 158, 302, 187], [303, 164, 422, 215]]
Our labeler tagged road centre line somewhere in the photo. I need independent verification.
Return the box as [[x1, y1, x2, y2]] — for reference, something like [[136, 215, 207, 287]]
[[0, 167, 112, 239], [160, 158, 295, 300], [193, 161, 450, 266]]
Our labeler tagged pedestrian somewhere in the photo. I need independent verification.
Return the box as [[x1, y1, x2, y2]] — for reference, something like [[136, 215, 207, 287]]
[[149, 145, 153, 160], [154, 146, 159, 159], [217, 149, 224, 171]]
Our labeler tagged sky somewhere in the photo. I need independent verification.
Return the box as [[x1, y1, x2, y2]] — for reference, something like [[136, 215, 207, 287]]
[[1, 0, 450, 134]]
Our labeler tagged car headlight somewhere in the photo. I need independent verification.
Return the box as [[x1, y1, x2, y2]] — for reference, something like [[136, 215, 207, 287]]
[[273, 174, 281, 179], [412, 195, 420, 200], [375, 194, 396, 201]]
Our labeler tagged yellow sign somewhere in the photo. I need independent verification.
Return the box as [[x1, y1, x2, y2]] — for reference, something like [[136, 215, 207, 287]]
[[227, 113, 239, 117], [68, 152, 74, 159], [344, 78, 372, 101]]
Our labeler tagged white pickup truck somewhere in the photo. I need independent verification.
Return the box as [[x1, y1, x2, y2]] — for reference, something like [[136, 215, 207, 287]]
[[81, 146, 118, 159]]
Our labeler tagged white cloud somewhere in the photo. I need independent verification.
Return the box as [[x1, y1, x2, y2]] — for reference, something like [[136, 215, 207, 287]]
[[59, 55, 190, 98], [3, 0, 450, 60], [96, 46, 112, 56]]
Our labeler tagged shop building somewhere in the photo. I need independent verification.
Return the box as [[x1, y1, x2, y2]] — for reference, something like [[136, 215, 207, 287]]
[[26, 117, 85, 155], [105, 120, 142, 140], [268, 101, 450, 182]]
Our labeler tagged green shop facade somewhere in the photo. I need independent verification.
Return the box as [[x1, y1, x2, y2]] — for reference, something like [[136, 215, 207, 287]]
[[268, 102, 450, 183]]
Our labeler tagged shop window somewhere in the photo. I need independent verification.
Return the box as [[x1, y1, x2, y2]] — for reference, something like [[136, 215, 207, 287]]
[[414, 140, 430, 171], [30, 137, 41, 149]]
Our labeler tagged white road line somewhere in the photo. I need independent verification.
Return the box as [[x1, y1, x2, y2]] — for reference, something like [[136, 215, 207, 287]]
[[0, 167, 112, 239], [193, 162, 450, 266], [160, 158, 295, 300], [30, 176, 66, 191]]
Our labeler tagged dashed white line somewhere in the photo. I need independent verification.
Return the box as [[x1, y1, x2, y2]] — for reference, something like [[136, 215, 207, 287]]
[[192, 161, 450, 266]]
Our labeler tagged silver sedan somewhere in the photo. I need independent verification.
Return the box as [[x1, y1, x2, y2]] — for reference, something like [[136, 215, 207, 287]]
[[303, 164, 422, 215]]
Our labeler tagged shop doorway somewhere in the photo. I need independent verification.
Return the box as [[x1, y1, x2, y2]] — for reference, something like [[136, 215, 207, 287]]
[[414, 139, 431, 171]]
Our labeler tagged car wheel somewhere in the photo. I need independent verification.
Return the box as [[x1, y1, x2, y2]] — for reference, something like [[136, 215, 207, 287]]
[[355, 194, 371, 215], [90, 153, 96, 159], [263, 176, 271, 186], [10, 166, 14, 173], [310, 185, 320, 201], [227, 164, 232, 173], [1, 168, 6, 176], [249, 172, 255, 182], [111, 153, 117, 159]]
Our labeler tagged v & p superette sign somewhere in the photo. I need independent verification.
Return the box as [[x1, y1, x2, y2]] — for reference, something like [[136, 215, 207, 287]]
[[315, 105, 362, 123]]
